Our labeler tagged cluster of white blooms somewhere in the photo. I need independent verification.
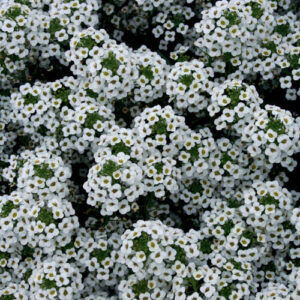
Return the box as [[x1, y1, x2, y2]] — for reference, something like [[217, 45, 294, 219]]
[[10, 76, 115, 154], [0, 150, 78, 256], [166, 60, 215, 112], [0, 0, 300, 299], [0, 0, 100, 89], [67, 28, 170, 104], [194, 0, 300, 99]]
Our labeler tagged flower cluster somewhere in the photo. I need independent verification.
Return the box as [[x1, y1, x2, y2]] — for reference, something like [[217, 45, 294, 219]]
[[194, 0, 300, 99], [0, 0, 300, 299], [0, 0, 100, 89]]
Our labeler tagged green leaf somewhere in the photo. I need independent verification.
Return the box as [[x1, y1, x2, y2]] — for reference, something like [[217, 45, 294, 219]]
[[92, 248, 111, 264], [186, 276, 202, 295], [151, 118, 168, 135], [0, 252, 10, 260], [261, 42, 277, 54], [132, 279, 148, 296], [222, 220, 234, 236], [250, 2, 264, 19], [23, 268, 32, 281], [37, 208, 55, 226], [228, 199, 242, 208], [54, 87, 71, 106], [132, 232, 150, 258], [84, 113, 103, 129], [261, 261, 276, 272], [37, 125, 48, 136], [179, 74, 194, 87], [219, 284, 233, 300], [49, 18, 63, 35], [287, 54, 299, 69], [0, 160, 9, 168], [274, 24, 290, 37], [86, 89, 98, 99], [4, 7, 22, 19], [188, 181, 203, 194], [111, 141, 131, 155], [102, 51, 120, 75], [21, 245, 34, 259], [139, 65, 154, 81], [76, 36, 96, 50], [100, 160, 120, 177], [154, 162, 163, 174], [226, 87, 242, 107], [200, 238, 212, 254], [187, 146, 199, 163], [40, 279, 57, 290], [224, 10, 241, 27], [34, 164, 54, 180], [171, 245, 187, 263], [221, 153, 233, 166], [266, 117, 286, 135], [55, 125, 64, 141], [228, 258, 242, 270], [241, 230, 257, 247], [0, 201, 15, 218], [24, 94, 39, 105], [0, 295, 16, 300], [259, 193, 279, 207], [172, 14, 184, 28]]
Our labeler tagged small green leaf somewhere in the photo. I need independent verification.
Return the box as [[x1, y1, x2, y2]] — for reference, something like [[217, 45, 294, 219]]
[[100, 160, 120, 177], [37, 208, 55, 226], [0, 201, 15, 218], [54, 87, 71, 106], [259, 193, 279, 207], [228, 199, 242, 208], [274, 24, 290, 37], [219, 284, 233, 300], [154, 162, 163, 174], [187, 146, 199, 163], [40, 279, 57, 290], [24, 94, 39, 105], [139, 65, 154, 81], [266, 117, 286, 135], [226, 87, 242, 107], [76, 36, 96, 50], [86, 89, 98, 99], [0, 295, 16, 300], [188, 181, 203, 194], [4, 7, 22, 19], [222, 220, 234, 236], [92, 248, 111, 264], [102, 51, 120, 75], [23, 268, 32, 281], [200, 238, 212, 254], [250, 2, 264, 19], [49, 18, 63, 35], [21, 245, 34, 259], [111, 141, 130, 155], [132, 279, 148, 296], [179, 74, 194, 87], [84, 113, 103, 129], [261, 42, 277, 53], [151, 118, 168, 135], [133, 232, 150, 258], [34, 164, 54, 180], [0, 252, 10, 260], [261, 261, 276, 272], [224, 11, 241, 27], [171, 245, 187, 263]]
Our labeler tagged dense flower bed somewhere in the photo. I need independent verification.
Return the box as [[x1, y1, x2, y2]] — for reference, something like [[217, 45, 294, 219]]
[[0, 0, 299, 299]]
